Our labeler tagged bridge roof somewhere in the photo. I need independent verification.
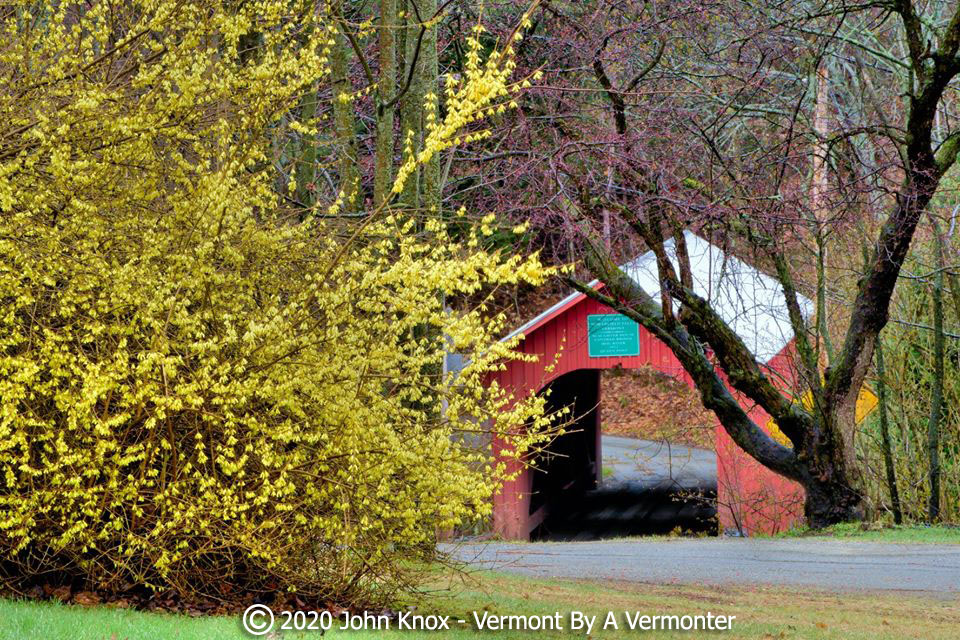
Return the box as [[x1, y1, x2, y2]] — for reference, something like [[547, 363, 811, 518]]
[[505, 231, 813, 364]]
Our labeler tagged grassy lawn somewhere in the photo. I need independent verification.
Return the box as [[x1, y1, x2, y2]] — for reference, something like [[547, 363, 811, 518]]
[[1, 570, 958, 640], [766, 522, 960, 544]]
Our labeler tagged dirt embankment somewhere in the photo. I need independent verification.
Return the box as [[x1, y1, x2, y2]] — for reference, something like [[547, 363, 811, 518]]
[[600, 366, 715, 449]]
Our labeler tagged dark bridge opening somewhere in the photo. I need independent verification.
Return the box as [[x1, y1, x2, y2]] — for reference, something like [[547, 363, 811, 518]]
[[528, 369, 717, 541], [528, 370, 602, 519]]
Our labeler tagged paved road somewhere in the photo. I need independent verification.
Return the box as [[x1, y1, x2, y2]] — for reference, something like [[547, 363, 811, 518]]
[[600, 435, 715, 490], [447, 538, 960, 593]]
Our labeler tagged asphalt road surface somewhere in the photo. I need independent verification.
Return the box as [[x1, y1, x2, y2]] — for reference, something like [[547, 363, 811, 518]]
[[600, 435, 715, 490], [447, 538, 960, 593]]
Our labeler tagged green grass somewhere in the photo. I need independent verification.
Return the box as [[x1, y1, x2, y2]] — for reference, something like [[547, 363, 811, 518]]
[[483, 523, 960, 546], [0, 597, 245, 640], [2, 570, 958, 639], [458, 523, 960, 547], [767, 522, 960, 544]]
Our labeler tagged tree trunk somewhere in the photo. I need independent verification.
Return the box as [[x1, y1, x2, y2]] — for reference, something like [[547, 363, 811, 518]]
[[875, 338, 903, 524], [331, 25, 359, 211], [811, 65, 835, 360], [420, 0, 440, 214], [795, 414, 865, 527], [927, 222, 945, 522], [373, 0, 397, 206], [802, 476, 865, 528], [399, 4, 423, 208], [295, 88, 320, 209]]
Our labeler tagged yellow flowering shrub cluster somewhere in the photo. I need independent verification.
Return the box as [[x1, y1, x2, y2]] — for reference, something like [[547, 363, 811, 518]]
[[0, 1, 550, 603]]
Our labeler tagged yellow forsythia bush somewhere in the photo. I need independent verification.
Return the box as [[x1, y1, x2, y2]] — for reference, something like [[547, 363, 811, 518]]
[[0, 1, 550, 604]]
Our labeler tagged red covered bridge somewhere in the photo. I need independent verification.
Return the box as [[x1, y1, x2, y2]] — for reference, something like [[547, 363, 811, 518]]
[[488, 232, 811, 540]]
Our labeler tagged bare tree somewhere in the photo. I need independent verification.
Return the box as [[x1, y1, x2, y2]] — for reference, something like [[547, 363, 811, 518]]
[[473, 0, 960, 526]]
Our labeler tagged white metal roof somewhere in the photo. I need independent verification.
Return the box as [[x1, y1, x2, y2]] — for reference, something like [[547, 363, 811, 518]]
[[504, 231, 812, 364]]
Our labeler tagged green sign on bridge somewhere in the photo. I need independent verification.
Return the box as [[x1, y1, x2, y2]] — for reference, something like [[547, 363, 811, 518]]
[[587, 313, 640, 357]]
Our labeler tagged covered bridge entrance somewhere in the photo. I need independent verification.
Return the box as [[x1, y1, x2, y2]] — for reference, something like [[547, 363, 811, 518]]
[[490, 233, 810, 540]]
